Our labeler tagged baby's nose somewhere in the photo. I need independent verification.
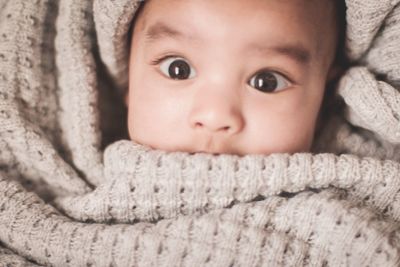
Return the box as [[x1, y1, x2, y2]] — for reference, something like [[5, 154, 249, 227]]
[[188, 91, 244, 135]]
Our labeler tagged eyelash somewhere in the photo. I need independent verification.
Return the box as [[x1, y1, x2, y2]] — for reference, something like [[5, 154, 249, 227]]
[[150, 54, 177, 66], [150, 54, 295, 84]]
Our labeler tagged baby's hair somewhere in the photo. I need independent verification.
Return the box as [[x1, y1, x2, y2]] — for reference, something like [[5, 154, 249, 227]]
[[315, 0, 348, 139], [333, 0, 348, 69]]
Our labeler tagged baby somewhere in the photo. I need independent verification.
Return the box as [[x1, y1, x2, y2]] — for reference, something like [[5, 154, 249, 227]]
[[126, 0, 345, 156]]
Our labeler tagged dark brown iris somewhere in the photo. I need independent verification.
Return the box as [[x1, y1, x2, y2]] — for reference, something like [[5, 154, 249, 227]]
[[253, 72, 278, 92], [168, 59, 191, 80]]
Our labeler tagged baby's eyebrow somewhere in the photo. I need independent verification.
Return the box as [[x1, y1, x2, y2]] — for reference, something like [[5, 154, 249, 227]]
[[248, 43, 312, 65], [144, 21, 312, 65], [144, 21, 197, 43]]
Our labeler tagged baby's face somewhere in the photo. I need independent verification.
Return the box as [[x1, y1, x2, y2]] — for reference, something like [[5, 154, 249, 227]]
[[127, 0, 338, 156]]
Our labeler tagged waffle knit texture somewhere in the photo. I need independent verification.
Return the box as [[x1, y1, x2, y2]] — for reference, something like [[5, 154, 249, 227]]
[[1, 0, 400, 266]]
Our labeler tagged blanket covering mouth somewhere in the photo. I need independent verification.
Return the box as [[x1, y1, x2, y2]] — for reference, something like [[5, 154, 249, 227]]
[[1, 0, 400, 266]]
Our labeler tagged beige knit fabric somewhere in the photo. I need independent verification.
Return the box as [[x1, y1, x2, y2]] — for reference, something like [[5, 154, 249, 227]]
[[1, 0, 400, 266]]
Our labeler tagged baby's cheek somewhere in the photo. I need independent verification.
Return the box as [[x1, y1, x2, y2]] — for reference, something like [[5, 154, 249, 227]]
[[248, 93, 319, 153], [127, 85, 187, 146], [253, 114, 314, 153]]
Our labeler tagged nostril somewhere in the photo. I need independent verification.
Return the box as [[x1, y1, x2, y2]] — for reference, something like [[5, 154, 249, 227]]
[[194, 122, 231, 132]]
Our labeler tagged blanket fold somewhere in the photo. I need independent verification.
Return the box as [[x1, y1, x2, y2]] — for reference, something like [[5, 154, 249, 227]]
[[2, 171, 400, 266], [54, 140, 400, 224], [1, 0, 400, 266]]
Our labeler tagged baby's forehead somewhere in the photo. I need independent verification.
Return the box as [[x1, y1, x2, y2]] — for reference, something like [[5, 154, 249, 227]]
[[137, 0, 337, 27], [138, 0, 338, 36], [134, 0, 339, 64]]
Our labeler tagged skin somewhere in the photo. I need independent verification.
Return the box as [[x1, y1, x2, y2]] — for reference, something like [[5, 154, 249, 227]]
[[126, 0, 339, 156]]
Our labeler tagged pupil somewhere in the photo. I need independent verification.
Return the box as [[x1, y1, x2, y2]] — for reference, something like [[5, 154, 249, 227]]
[[168, 60, 191, 80], [255, 72, 277, 92]]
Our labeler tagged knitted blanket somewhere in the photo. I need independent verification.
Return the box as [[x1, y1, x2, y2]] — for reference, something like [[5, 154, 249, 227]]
[[1, 0, 400, 266]]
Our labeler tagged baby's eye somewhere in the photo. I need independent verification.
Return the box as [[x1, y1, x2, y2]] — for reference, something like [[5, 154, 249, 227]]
[[159, 57, 196, 80], [248, 71, 291, 93]]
